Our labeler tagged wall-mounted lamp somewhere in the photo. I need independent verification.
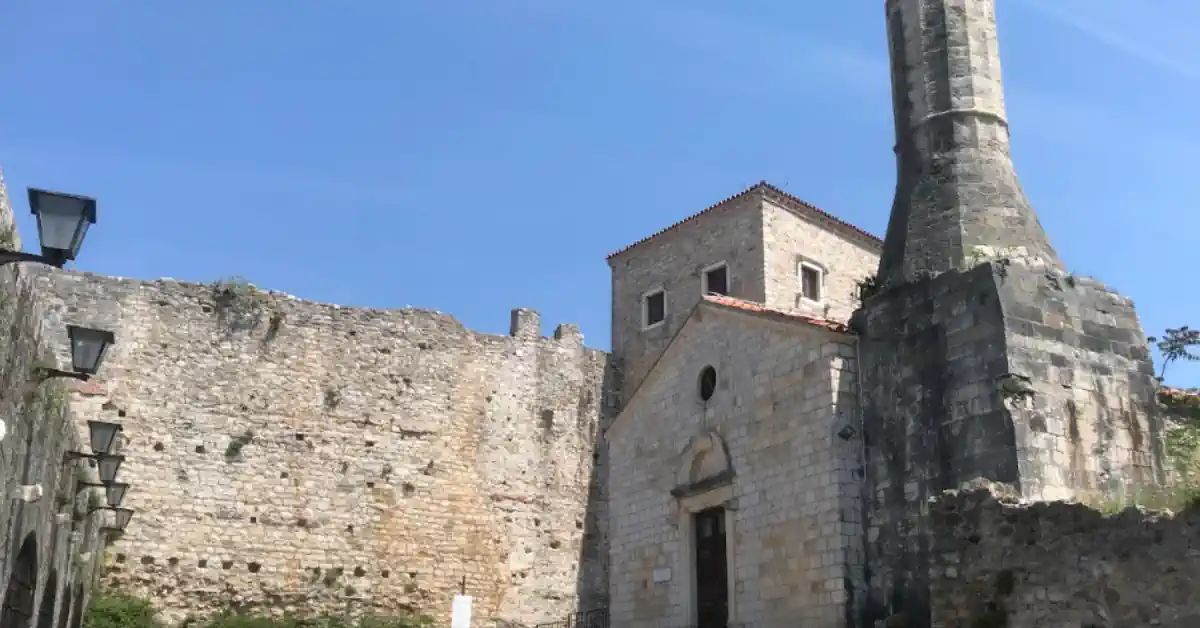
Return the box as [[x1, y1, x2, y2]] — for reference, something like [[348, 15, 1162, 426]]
[[77, 482, 128, 509], [64, 421, 122, 456], [96, 507, 134, 532], [64, 421, 124, 478], [87, 421, 122, 455], [37, 326, 116, 382], [0, 188, 97, 268], [64, 452, 124, 484]]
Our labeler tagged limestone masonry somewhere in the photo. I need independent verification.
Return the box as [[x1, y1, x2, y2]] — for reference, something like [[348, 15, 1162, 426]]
[[31, 269, 616, 626], [0, 0, 1192, 627]]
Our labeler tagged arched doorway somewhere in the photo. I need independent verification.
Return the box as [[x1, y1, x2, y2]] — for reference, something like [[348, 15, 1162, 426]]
[[35, 571, 55, 628], [0, 535, 38, 628]]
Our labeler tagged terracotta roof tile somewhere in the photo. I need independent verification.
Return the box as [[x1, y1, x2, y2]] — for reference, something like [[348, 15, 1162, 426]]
[[701, 294, 852, 334], [606, 181, 882, 260]]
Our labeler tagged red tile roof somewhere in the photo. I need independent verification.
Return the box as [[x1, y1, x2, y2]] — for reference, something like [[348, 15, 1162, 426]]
[[606, 180, 882, 260], [701, 294, 851, 334]]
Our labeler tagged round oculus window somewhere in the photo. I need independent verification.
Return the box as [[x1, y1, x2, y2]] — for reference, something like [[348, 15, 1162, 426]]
[[698, 366, 717, 401]]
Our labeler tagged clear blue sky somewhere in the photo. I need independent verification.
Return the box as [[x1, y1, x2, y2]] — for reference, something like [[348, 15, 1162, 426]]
[[1, 0, 1196, 387]]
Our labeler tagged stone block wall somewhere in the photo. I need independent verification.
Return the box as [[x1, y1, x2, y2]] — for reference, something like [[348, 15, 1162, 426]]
[[606, 306, 861, 628], [855, 264, 1018, 626], [609, 191, 767, 404], [996, 266, 1163, 501], [854, 261, 1166, 628], [928, 483, 1200, 628], [29, 269, 616, 626], [760, 196, 880, 323], [0, 174, 108, 628]]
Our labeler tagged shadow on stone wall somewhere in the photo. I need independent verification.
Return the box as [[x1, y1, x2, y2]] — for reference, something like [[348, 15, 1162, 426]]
[[0, 212, 108, 628], [572, 359, 619, 619], [928, 481, 1200, 628]]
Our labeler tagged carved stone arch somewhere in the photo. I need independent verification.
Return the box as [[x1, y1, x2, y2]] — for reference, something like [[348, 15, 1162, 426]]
[[671, 431, 733, 498]]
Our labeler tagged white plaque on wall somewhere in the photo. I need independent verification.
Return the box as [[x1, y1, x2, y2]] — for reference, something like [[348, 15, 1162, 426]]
[[652, 567, 672, 583], [451, 594, 473, 628]]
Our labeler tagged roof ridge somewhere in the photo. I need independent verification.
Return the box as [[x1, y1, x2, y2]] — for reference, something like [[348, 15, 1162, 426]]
[[606, 180, 880, 260]]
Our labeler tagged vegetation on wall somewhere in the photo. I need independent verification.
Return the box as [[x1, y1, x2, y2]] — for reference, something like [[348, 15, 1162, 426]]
[[210, 276, 285, 340], [83, 592, 436, 628], [83, 592, 163, 628]]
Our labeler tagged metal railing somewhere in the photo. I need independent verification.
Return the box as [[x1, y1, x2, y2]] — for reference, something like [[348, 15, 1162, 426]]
[[534, 608, 609, 628]]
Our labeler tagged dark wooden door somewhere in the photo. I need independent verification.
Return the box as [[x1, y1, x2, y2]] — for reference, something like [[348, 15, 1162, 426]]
[[694, 507, 728, 628]]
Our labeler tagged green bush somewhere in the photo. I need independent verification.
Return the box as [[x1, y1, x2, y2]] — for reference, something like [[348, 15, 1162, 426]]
[[83, 592, 163, 628], [199, 612, 435, 628]]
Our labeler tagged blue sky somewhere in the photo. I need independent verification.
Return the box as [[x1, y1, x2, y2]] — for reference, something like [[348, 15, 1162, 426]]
[[0, 1, 1196, 387]]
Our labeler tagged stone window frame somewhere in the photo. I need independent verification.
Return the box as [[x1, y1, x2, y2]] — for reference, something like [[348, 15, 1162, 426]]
[[700, 261, 730, 297], [797, 259, 825, 305], [670, 431, 739, 626], [641, 287, 667, 330]]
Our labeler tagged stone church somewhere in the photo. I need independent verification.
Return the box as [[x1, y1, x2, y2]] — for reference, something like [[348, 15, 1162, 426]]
[[601, 0, 1165, 627]]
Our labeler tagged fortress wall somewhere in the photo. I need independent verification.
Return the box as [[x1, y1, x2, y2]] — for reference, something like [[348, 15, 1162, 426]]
[[31, 268, 614, 626], [928, 483, 1200, 628]]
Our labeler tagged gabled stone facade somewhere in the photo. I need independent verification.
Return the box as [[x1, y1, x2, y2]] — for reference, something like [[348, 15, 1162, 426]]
[[605, 296, 860, 627]]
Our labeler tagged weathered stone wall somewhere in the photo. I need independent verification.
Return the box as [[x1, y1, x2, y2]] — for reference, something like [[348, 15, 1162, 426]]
[[0, 174, 107, 628], [30, 269, 615, 626], [609, 186, 881, 409], [854, 262, 1164, 628], [608, 191, 766, 404], [606, 303, 861, 628], [760, 196, 879, 322], [928, 483, 1200, 628]]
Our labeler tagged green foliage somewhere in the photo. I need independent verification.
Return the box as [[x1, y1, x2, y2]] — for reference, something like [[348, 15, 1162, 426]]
[[225, 430, 255, 459], [211, 276, 267, 332], [323, 387, 342, 410], [1149, 326, 1199, 382], [198, 613, 434, 628], [83, 592, 164, 628], [855, 273, 880, 305], [40, 384, 69, 419]]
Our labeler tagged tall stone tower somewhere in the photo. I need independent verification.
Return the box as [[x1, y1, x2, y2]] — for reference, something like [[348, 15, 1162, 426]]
[[878, 0, 1059, 286], [853, 1, 1165, 625]]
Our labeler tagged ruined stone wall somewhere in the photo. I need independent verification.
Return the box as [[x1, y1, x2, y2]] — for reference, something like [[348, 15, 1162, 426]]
[[0, 174, 107, 628], [928, 483, 1200, 628], [30, 269, 615, 627]]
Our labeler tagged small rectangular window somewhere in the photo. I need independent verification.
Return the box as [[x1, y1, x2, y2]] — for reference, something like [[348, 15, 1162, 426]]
[[643, 290, 666, 327], [800, 263, 823, 302], [702, 264, 729, 296]]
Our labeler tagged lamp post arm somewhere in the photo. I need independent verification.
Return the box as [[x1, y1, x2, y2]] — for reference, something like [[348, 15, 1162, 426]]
[[35, 367, 89, 382], [0, 249, 64, 268]]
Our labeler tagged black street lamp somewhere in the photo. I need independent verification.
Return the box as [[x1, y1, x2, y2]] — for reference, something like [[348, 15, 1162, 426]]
[[0, 188, 97, 267], [65, 422, 124, 470], [77, 481, 128, 508], [37, 325, 116, 381], [94, 507, 134, 532], [63, 450, 124, 483]]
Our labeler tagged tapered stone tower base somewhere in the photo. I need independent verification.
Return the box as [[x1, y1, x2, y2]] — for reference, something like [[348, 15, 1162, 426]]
[[852, 261, 1164, 627]]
